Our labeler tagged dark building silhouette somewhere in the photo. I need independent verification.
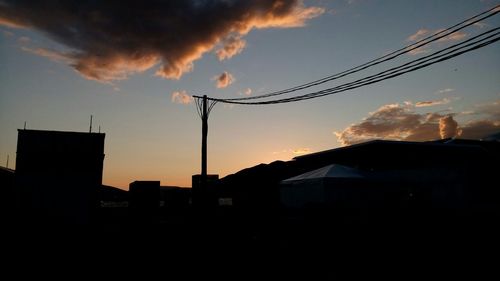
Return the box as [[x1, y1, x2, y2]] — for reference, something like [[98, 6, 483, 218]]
[[129, 181, 160, 210], [159, 186, 191, 209], [100, 185, 128, 207], [192, 174, 219, 207], [0, 167, 15, 220], [218, 138, 500, 222], [15, 129, 105, 224]]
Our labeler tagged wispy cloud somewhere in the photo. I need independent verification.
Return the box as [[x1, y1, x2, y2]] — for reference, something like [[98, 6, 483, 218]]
[[0, 0, 324, 82], [415, 98, 451, 107], [213, 71, 235, 89], [436, 30, 467, 43], [239, 88, 252, 96], [407, 46, 431, 55], [273, 148, 312, 155], [18, 36, 30, 43], [21, 46, 74, 64], [473, 22, 488, 29], [2, 30, 13, 36], [171, 90, 193, 105], [292, 148, 311, 155], [435, 88, 455, 94], [407, 29, 429, 42], [406, 28, 467, 55]]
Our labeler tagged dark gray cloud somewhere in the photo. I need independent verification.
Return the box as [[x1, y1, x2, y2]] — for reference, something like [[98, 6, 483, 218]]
[[0, 0, 324, 82]]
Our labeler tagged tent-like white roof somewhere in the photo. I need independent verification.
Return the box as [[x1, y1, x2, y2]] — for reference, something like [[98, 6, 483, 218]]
[[281, 164, 365, 183]]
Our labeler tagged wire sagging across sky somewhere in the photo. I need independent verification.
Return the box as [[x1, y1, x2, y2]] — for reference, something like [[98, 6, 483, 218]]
[[203, 5, 499, 105], [208, 27, 499, 105]]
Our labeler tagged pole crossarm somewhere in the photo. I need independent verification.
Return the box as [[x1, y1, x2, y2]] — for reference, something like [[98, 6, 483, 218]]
[[194, 95, 217, 119]]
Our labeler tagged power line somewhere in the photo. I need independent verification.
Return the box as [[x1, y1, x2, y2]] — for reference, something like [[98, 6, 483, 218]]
[[221, 5, 499, 102], [209, 27, 499, 105]]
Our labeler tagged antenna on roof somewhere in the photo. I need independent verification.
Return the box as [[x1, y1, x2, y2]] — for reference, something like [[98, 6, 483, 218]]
[[24, 121, 26, 130], [6, 154, 9, 169], [89, 115, 93, 133], [98, 125, 101, 133]]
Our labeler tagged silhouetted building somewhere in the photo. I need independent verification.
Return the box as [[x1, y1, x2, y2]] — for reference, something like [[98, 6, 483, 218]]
[[192, 174, 219, 207], [15, 129, 105, 224], [129, 181, 160, 210], [100, 185, 128, 207], [0, 167, 15, 217], [219, 138, 500, 220], [159, 186, 191, 209]]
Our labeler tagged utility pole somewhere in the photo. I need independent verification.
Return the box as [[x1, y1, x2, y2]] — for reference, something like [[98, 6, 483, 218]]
[[201, 95, 208, 181], [193, 95, 217, 192]]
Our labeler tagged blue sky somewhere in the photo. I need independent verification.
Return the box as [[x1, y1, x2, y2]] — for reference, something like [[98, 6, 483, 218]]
[[1, 0, 499, 189]]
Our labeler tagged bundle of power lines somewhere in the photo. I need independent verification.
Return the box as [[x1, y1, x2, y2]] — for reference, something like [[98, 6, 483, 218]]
[[195, 5, 499, 105]]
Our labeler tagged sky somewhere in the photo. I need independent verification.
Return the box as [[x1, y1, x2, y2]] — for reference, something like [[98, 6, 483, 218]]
[[1, 0, 499, 189]]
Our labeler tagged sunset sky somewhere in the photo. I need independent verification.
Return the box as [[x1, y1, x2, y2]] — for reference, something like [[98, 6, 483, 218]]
[[1, 0, 499, 189]]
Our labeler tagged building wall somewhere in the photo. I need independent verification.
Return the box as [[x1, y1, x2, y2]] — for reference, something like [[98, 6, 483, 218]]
[[15, 129, 105, 224]]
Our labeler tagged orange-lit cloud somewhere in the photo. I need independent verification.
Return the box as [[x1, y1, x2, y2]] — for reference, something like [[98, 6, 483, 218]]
[[415, 98, 450, 107], [406, 28, 467, 56], [335, 100, 500, 145], [273, 148, 312, 155], [21, 46, 74, 64], [436, 30, 467, 43], [407, 29, 430, 42], [171, 90, 193, 105], [0, 18, 26, 29], [214, 71, 235, 89], [216, 36, 246, 61], [292, 148, 311, 155], [334, 103, 439, 145], [0, 1, 324, 83], [439, 115, 459, 139]]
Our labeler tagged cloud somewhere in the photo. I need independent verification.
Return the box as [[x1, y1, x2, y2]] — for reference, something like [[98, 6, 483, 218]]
[[436, 88, 455, 94], [238, 88, 252, 96], [334, 103, 454, 145], [0, 0, 324, 83], [436, 30, 467, 43], [18, 36, 29, 43], [473, 22, 488, 29], [273, 148, 312, 155], [407, 28, 467, 43], [0, 17, 25, 28], [439, 115, 459, 139], [292, 148, 311, 155], [21, 46, 74, 64], [171, 90, 193, 105], [335, 100, 500, 145], [407, 29, 429, 42], [415, 98, 450, 107], [459, 120, 500, 139], [214, 71, 235, 88], [406, 28, 467, 56], [216, 35, 246, 61], [407, 46, 431, 55], [2, 30, 13, 36], [468, 100, 500, 120]]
